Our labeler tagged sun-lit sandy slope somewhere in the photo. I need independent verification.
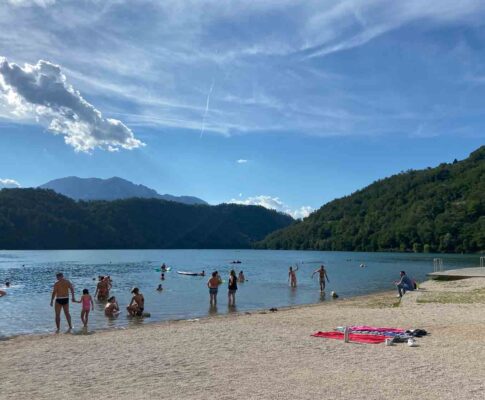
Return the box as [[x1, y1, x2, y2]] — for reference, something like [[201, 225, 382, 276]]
[[1, 278, 485, 400]]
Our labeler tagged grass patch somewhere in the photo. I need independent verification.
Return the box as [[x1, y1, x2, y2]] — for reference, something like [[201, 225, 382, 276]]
[[340, 292, 401, 308], [417, 288, 485, 304]]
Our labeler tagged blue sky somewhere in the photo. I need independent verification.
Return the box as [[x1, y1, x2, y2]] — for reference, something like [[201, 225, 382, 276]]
[[0, 1, 484, 217]]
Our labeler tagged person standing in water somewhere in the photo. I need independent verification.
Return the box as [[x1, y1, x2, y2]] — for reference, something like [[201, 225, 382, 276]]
[[50, 272, 75, 332], [312, 265, 330, 292], [288, 265, 299, 288], [228, 270, 238, 307], [76, 289, 94, 327], [208, 271, 220, 306], [95, 276, 110, 301]]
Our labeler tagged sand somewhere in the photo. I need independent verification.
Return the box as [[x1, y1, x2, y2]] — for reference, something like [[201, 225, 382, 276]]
[[1, 278, 485, 400]]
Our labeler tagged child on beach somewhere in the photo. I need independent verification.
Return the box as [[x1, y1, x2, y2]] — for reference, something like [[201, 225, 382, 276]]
[[76, 289, 94, 327]]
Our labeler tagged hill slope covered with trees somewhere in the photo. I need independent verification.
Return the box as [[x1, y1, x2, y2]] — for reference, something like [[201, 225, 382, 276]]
[[258, 146, 484, 253], [0, 189, 293, 249]]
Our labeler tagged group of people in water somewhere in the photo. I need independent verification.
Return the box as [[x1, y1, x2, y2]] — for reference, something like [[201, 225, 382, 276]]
[[42, 260, 415, 332], [50, 272, 144, 332]]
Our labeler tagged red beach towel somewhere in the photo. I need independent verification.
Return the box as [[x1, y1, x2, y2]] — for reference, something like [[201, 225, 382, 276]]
[[311, 331, 387, 344]]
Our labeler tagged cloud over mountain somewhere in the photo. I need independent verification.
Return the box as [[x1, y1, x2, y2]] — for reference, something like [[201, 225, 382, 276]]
[[229, 195, 313, 219], [0, 57, 143, 152], [0, 178, 21, 188]]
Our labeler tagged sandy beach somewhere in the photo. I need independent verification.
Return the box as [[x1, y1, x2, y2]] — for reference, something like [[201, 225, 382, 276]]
[[1, 278, 484, 400]]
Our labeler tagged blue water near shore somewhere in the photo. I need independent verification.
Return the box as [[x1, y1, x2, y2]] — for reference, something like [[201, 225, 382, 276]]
[[0, 250, 478, 338]]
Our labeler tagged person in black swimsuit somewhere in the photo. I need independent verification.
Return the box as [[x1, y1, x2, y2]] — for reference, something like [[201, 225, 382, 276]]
[[228, 270, 238, 307], [50, 272, 75, 332]]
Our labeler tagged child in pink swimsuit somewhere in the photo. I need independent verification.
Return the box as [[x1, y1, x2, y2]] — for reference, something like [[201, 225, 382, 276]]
[[76, 289, 94, 327]]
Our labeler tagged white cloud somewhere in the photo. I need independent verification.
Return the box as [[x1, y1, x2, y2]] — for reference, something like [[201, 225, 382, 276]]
[[236, 159, 248, 164], [0, 57, 144, 152], [8, 0, 55, 7], [0, 178, 21, 188], [229, 195, 313, 219]]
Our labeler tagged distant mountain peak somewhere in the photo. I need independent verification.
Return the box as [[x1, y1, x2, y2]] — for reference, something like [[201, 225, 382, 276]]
[[39, 176, 207, 205]]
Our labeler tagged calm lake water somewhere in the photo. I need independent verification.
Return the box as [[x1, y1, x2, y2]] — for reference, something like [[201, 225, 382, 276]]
[[0, 249, 478, 338]]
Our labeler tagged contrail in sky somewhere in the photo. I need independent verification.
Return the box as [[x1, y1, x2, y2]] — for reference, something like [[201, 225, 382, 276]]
[[200, 80, 214, 138]]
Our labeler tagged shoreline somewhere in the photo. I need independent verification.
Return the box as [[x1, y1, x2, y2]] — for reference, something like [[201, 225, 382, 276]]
[[2, 278, 485, 400], [0, 287, 397, 343]]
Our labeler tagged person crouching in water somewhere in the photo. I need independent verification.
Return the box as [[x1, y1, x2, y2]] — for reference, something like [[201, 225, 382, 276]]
[[105, 296, 120, 316], [208, 271, 220, 306], [75, 289, 94, 327], [127, 288, 145, 316]]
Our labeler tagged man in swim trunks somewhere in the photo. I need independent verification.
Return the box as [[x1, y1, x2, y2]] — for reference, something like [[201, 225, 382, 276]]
[[50, 272, 75, 332], [208, 271, 220, 306], [312, 265, 330, 292], [127, 288, 145, 316]]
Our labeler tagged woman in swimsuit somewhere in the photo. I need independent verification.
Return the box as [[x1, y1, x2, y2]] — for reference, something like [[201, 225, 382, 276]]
[[76, 288, 94, 327], [228, 270, 238, 307], [95, 277, 110, 301], [288, 266, 298, 288]]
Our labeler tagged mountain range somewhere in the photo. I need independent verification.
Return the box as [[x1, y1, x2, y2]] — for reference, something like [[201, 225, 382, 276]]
[[39, 176, 207, 205], [0, 189, 293, 249]]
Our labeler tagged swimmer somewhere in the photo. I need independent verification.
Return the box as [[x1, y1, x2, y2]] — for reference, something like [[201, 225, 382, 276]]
[[127, 288, 145, 317], [288, 265, 298, 288], [238, 270, 245, 283], [160, 273, 165, 281], [75, 289, 94, 327], [200, 270, 205, 277], [5, 281, 10, 288], [161, 263, 167, 272], [156, 284, 163, 291], [105, 296, 120, 316]]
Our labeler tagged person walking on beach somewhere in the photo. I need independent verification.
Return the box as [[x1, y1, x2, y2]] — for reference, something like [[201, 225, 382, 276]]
[[127, 288, 145, 316], [228, 270, 238, 307], [394, 270, 414, 297], [208, 271, 220, 306], [76, 289, 94, 327], [288, 265, 298, 288], [312, 265, 330, 292], [50, 272, 75, 332]]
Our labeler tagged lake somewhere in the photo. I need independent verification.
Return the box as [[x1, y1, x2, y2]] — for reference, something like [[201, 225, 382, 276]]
[[0, 249, 478, 338]]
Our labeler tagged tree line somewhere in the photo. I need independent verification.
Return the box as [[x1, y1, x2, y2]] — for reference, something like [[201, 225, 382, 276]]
[[257, 146, 484, 253], [0, 189, 293, 249]]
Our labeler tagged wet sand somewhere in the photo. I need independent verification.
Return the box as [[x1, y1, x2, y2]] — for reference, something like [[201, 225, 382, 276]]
[[1, 278, 484, 400]]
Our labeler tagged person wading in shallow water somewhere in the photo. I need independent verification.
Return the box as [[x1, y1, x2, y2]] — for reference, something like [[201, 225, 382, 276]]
[[50, 272, 75, 332], [95, 276, 110, 301], [312, 265, 330, 292], [288, 265, 299, 288]]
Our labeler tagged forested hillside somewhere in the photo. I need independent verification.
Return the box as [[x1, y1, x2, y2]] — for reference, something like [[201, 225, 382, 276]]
[[258, 146, 484, 253], [0, 189, 293, 249]]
